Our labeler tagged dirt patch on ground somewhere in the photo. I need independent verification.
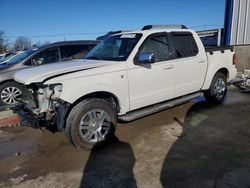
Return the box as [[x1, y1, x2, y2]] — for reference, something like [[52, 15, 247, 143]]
[[0, 110, 20, 128]]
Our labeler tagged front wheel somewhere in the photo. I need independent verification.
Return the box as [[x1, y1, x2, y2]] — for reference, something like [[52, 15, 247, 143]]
[[0, 81, 25, 106], [204, 72, 227, 104], [65, 98, 117, 150]]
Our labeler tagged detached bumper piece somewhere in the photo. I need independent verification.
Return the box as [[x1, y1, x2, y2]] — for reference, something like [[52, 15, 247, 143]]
[[230, 77, 250, 92], [12, 103, 47, 129], [0, 104, 21, 112]]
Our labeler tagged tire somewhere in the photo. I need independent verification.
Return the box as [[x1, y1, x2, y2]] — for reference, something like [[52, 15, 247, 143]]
[[65, 98, 117, 150], [204, 72, 227, 104], [0, 81, 25, 106]]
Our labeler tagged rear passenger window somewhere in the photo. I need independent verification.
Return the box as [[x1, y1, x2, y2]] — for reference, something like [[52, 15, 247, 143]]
[[138, 34, 172, 62], [171, 32, 198, 58]]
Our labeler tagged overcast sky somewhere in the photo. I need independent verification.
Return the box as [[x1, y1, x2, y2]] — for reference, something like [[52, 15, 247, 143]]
[[0, 0, 226, 44]]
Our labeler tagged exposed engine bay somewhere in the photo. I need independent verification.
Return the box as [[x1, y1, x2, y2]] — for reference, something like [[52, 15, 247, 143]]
[[13, 83, 70, 131]]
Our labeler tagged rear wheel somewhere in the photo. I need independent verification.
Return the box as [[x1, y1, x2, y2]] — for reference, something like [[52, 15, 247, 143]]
[[204, 73, 227, 104], [65, 98, 117, 150], [0, 81, 25, 106]]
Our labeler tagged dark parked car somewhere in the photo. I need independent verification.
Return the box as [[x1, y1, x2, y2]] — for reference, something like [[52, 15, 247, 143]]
[[0, 52, 16, 62], [0, 40, 99, 106]]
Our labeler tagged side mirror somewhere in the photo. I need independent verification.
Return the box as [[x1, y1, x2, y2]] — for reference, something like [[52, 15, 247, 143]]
[[33, 58, 44, 66], [136, 52, 155, 64]]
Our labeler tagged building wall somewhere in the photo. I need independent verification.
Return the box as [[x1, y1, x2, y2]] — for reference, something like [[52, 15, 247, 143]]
[[235, 45, 250, 72], [230, 0, 250, 45]]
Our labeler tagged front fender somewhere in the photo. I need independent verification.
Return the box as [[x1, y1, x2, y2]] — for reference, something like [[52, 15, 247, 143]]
[[59, 83, 129, 115]]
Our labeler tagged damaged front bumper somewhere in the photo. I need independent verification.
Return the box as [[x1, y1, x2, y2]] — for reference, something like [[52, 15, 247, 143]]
[[10, 83, 71, 131], [12, 100, 71, 131], [13, 102, 48, 128]]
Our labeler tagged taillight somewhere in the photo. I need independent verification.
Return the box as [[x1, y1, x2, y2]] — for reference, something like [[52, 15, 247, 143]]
[[232, 53, 236, 65]]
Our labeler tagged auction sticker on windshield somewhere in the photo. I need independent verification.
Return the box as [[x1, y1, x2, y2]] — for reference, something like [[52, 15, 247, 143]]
[[120, 34, 136, 38]]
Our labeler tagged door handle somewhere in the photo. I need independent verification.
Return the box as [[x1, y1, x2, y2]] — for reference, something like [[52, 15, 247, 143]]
[[163, 64, 174, 70], [198, 60, 205, 63]]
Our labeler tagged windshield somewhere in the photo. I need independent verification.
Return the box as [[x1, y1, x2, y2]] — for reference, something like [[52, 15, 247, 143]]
[[85, 33, 142, 61], [7, 48, 38, 64]]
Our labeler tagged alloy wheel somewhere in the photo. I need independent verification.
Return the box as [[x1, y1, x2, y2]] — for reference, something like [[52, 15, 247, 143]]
[[79, 109, 111, 144], [214, 78, 226, 100], [0, 86, 22, 105]]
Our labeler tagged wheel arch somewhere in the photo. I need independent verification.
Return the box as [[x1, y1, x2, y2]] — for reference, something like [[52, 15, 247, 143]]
[[72, 91, 121, 113], [0, 79, 16, 85], [202, 67, 229, 90], [60, 91, 121, 131], [217, 68, 229, 80]]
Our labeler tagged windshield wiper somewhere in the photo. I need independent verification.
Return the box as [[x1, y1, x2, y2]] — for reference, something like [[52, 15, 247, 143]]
[[85, 56, 102, 60]]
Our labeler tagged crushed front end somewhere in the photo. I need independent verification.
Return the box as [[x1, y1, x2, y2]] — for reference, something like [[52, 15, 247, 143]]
[[13, 83, 70, 131]]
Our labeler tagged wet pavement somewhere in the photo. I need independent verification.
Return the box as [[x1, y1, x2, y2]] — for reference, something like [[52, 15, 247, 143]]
[[0, 87, 249, 188]]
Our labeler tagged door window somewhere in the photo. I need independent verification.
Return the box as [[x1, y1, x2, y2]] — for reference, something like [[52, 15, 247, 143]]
[[32, 47, 59, 65], [170, 32, 198, 58], [137, 34, 172, 63]]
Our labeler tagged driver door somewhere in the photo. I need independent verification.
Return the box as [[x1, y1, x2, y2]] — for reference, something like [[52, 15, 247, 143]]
[[128, 33, 176, 110]]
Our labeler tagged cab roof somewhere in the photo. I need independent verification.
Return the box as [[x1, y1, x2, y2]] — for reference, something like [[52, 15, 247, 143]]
[[113, 24, 194, 36]]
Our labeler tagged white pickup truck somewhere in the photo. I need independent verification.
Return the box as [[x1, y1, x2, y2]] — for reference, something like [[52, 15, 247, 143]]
[[13, 25, 237, 149]]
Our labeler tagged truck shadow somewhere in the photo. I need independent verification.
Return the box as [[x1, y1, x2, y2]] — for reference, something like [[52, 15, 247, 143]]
[[80, 136, 137, 188], [160, 100, 250, 188]]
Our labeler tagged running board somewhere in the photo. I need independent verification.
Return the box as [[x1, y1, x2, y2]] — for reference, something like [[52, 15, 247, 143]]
[[118, 92, 203, 122]]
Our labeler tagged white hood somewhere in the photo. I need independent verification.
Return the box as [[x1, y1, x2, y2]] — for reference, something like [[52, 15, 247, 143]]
[[14, 59, 115, 85]]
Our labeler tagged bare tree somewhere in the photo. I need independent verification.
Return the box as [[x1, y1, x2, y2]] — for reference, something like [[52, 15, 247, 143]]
[[14, 36, 32, 51], [0, 31, 8, 54]]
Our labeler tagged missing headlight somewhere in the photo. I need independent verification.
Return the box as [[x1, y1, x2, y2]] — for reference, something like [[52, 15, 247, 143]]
[[47, 84, 63, 99]]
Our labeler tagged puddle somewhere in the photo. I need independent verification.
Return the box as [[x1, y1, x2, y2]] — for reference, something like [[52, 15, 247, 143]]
[[0, 135, 38, 160]]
